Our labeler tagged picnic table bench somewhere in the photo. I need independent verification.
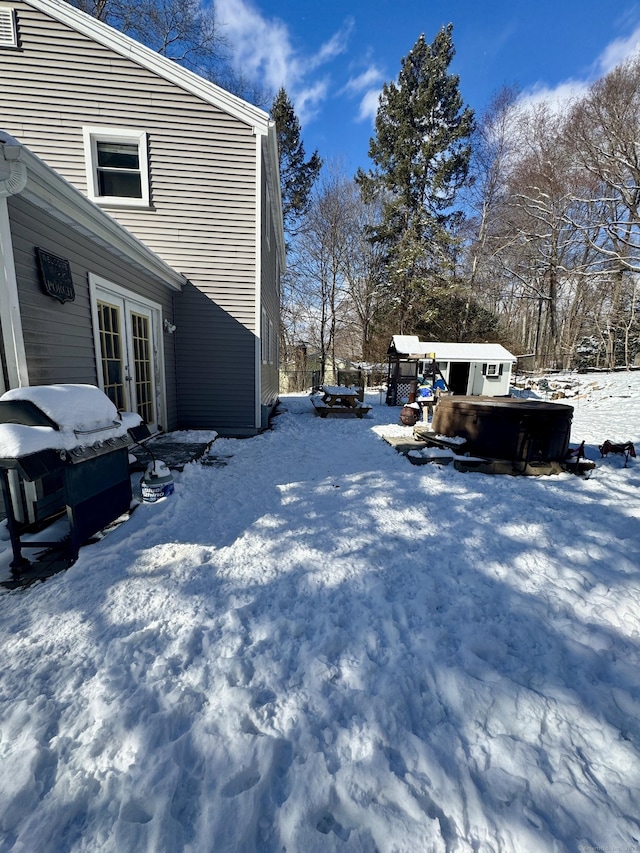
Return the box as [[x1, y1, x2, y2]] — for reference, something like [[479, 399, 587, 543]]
[[311, 385, 372, 418]]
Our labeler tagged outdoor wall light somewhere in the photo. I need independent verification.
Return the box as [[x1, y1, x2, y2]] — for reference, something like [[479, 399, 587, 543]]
[[163, 319, 176, 334]]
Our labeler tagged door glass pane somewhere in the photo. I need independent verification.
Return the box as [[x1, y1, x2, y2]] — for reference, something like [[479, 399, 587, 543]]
[[131, 311, 153, 424], [97, 301, 126, 410]]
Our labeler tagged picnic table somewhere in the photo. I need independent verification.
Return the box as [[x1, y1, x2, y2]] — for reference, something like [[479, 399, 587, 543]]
[[311, 385, 372, 418]]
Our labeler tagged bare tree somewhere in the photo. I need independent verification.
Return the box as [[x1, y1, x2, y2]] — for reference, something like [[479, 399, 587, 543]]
[[566, 56, 640, 367], [285, 169, 353, 380], [469, 102, 600, 367], [65, 0, 270, 104], [341, 189, 386, 361]]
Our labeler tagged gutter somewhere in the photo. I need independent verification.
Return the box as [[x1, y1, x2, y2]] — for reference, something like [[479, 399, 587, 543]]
[[0, 133, 30, 388]]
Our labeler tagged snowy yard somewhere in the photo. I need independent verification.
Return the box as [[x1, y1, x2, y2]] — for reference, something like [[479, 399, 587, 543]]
[[1, 372, 640, 852]]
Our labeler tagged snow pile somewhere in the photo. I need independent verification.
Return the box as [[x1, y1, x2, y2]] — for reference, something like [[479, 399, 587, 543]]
[[0, 372, 639, 851]]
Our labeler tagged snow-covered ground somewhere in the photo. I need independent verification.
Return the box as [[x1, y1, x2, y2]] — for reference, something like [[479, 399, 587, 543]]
[[1, 372, 639, 852]]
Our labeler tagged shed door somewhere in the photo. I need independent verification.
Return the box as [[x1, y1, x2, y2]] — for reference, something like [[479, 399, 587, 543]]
[[94, 290, 159, 431], [448, 362, 470, 395]]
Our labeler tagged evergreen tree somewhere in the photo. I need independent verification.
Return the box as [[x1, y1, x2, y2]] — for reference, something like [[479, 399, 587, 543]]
[[271, 88, 322, 238], [357, 25, 474, 332]]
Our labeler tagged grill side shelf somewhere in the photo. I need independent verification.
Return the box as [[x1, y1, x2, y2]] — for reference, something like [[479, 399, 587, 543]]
[[0, 449, 65, 480]]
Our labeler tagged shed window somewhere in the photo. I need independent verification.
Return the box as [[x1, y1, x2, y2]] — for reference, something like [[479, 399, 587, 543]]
[[482, 363, 503, 377], [83, 127, 150, 207], [0, 8, 17, 47]]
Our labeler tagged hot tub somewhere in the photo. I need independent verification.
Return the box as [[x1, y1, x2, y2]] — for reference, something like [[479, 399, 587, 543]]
[[431, 396, 573, 463]]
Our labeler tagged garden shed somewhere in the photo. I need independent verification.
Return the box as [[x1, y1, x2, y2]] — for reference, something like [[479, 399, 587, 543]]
[[386, 336, 516, 404]]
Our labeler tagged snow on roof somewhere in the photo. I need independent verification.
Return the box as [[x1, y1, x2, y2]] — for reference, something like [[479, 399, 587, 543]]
[[390, 335, 422, 355], [420, 342, 516, 361], [391, 336, 515, 361]]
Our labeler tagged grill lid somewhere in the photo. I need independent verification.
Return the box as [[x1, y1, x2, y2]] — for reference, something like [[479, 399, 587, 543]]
[[0, 384, 141, 462], [1, 384, 120, 431], [0, 399, 59, 429]]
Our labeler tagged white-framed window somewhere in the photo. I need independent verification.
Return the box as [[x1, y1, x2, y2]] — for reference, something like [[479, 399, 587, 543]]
[[269, 319, 274, 364], [0, 8, 18, 47], [483, 363, 503, 377], [83, 126, 150, 207]]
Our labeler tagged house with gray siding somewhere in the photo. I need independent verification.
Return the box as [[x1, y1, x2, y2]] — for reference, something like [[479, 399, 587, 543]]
[[1, 131, 185, 434], [0, 0, 285, 436]]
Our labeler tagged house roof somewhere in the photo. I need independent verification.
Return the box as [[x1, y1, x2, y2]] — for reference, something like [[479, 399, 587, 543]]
[[25, 0, 271, 133], [2, 131, 186, 291], [390, 336, 516, 362]]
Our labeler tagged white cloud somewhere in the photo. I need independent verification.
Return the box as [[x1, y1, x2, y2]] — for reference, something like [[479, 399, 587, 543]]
[[596, 23, 640, 74], [214, 0, 351, 121], [517, 23, 640, 115], [357, 88, 382, 123], [342, 65, 383, 97], [310, 18, 354, 70], [517, 79, 588, 114], [338, 63, 384, 125], [214, 0, 296, 92], [295, 80, 330, 125]]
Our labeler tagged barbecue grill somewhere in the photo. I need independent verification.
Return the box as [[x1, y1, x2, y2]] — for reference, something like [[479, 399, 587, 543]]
[[0, 384, 140, 571]]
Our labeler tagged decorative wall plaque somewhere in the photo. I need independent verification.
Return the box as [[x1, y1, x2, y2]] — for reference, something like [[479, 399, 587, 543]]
[[36, 248, 75, 304]]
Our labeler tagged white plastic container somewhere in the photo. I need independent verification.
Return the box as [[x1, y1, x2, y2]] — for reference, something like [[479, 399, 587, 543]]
[[140, 460, 174, 502]]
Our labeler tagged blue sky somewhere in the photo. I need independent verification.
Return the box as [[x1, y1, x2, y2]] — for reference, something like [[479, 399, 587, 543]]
[[214, 0, 640, 176]]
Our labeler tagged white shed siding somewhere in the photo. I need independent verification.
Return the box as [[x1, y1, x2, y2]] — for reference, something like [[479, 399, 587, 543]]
[[1, 2, 258, 329]]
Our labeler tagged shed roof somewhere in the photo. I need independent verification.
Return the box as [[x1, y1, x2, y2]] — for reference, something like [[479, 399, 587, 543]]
[[390, 337, 516, 362]]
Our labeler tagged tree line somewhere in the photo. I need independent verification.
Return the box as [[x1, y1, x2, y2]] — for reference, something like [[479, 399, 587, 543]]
[[63, 0, 640, 375], [280, 28, 640, 378]]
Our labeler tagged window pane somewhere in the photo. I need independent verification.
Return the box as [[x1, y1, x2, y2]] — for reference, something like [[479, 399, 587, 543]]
[[97, 142, 139, 170], [131, 312, 153, 424], [98, 170, 142, 198], [97, 301, 125, 410]]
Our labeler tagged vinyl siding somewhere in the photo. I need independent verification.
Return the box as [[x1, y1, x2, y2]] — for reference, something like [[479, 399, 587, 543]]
[[7, 193, 179, 429], [1, 4, 257, 324], [174, 282, 256, 434], [0, 1, 280, 433], [260, 156, 280, 410]]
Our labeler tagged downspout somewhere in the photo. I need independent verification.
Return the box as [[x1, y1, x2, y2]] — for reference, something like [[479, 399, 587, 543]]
[[0, 134, 29, 390], [254, 127, 262, 432]]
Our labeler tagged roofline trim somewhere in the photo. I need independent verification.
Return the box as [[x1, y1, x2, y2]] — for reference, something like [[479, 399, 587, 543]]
[[26, 0, 271, 132]]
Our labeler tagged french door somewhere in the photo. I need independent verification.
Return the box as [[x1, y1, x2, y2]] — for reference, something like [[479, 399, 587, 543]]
[[91, 278, 162, 432]]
